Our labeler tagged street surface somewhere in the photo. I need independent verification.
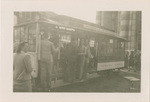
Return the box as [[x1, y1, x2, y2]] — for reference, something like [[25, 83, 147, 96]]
[[49, 69, 141, 92]]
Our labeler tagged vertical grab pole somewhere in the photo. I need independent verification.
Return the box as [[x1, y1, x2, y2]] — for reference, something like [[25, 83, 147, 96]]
[[19, 27, 21, 43], [38, 24, 41, 60], [34, 22, 40, 78], [13, 27, 15, 43], [36, 22, 40, 60], [36, 22, 39, 54]]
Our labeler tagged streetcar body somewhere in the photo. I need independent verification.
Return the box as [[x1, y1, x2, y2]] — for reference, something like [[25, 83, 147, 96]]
[[13, 12, 126, 88]]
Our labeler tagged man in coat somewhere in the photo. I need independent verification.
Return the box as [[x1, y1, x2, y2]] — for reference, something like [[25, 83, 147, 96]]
[[13, 41, 33, 92], [40, 32, 59, 91]]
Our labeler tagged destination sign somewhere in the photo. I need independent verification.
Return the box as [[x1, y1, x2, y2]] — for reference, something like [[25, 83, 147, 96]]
[[97, 61, 124, 71], [55, 26, 75, 31]]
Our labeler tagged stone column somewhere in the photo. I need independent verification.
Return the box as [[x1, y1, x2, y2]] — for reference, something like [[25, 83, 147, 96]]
[[119, 11, 130, 38], [128, 11, 137, 51], [118, 11, 130, 50], [118, 11, 138, 51]]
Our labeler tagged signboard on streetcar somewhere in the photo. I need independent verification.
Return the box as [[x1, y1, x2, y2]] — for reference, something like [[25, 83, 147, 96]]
[[97, 61, 125, 71]]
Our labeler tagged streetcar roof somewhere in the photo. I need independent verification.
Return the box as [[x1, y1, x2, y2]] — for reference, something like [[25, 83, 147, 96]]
[[57, 15, 126, 41], [14, 18, 126, 41], [72, 25, 126, 41], [14, 18, 62, 27]]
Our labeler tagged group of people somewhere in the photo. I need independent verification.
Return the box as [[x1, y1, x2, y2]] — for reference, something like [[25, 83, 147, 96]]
[[39, 33, 95, 91], [60, 38, 94, 83], [13, 32, 95, 92], [125, 50, 141, 72], [40, 33, 97, 91]]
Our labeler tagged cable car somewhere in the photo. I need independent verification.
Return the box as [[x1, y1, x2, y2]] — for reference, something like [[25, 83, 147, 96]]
[[13, 13, 126, 89]]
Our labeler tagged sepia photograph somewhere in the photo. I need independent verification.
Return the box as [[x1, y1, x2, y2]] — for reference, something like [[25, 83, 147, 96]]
[[13, 11, 141, 92], [1, 0, 150, 102]]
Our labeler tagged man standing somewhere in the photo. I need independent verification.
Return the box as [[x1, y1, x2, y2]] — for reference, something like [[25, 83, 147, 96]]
[[134, 50, 141, 71], [13, 41, 32, 92], [40, 32, 58, 91], [78, 39, 86, 80], [129, 51, 135, 71], [65, 37, 78, 82]]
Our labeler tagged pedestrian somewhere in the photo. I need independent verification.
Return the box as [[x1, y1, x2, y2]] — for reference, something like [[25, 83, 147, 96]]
[[129, 51, 135, 71], [125, 51, 129, 69], [13, 41, 33, 92], [138, 51, 141, 71], [134, 50, 141, 71], [40, 32, 59, 91]]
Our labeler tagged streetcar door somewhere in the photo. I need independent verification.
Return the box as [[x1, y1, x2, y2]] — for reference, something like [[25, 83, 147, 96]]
[[88, 37, 98, 72]]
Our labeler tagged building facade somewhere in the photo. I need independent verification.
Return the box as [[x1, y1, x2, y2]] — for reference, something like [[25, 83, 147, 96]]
[[96, 11, 141, 51]]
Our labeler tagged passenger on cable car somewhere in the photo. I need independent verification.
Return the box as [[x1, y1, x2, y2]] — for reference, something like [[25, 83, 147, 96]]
[[78, 39, 86, 80], [50, 34, 60, 75], [65, 37, 78, 82], [40, 31, 59, 91], [84, 40, 93, 79], [89, 41, 97, 71], [60, 42, 68, 81]]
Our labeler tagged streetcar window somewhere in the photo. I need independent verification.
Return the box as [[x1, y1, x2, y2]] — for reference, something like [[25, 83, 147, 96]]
[[20, 27, 28, 41], [60, 35, 71, 43], [14, 28, 20, 43], [121, 42, 124, 48], [98, 38, 108, 61], [115, 40, 124, 60], [97, 37, 125, 62], [89, 40, 95, 47], [28, 25, 36, 52], [109, 39, 113, 43], [14, 25, 36, 52]]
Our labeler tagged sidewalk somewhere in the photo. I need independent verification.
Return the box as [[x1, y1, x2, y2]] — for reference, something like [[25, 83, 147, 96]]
[[118, 68, 141, 92]]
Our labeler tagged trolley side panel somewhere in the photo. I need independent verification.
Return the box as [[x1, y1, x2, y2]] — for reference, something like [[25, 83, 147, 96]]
[[97, 61, 125, 71]]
